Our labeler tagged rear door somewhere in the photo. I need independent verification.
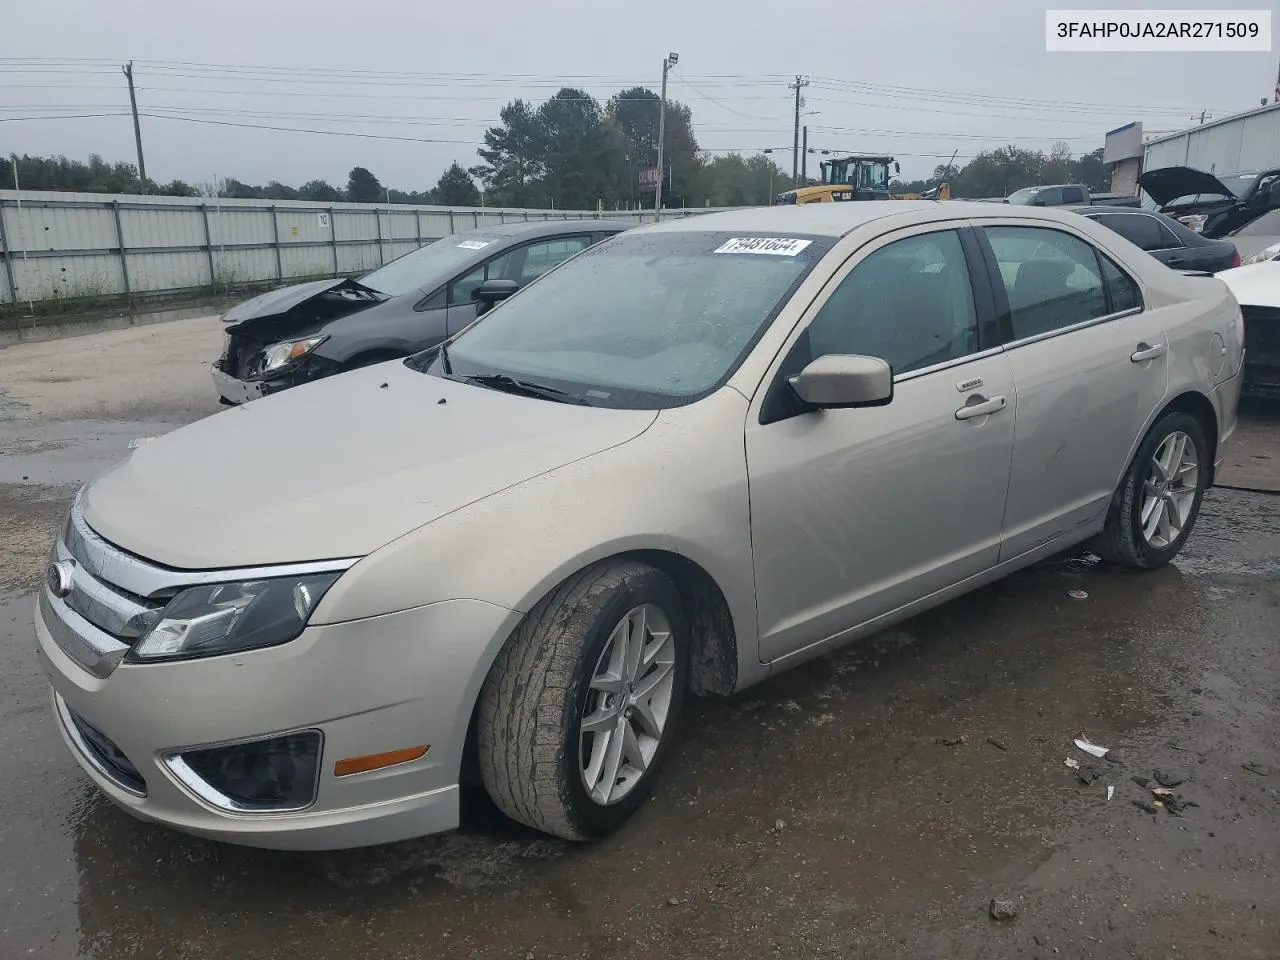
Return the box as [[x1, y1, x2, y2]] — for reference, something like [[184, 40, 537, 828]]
[[975, 221, 1168, 559]]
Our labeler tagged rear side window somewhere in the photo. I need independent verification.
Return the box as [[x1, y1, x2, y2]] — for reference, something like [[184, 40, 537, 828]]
[[1099, 255, 1142, 313], [1061, 186, 1086, 204], [519, 236, 592, 283], [985, 226, 1109, 339], [1094, 214, 1169, 252], [807, 230, 979, 375]]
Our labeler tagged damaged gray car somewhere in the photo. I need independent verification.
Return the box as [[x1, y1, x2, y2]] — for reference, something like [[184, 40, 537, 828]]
[[212, 219, 630, 404]]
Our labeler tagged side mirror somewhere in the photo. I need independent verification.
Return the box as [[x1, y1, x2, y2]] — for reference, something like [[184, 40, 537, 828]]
[[476, 278, 519, 306], [788, 354, 893, 409]]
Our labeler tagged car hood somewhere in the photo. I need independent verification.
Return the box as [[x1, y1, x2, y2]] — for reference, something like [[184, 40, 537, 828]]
[[1229, 235, 1280, 261], [1138, 166, 1237, 207], [222, 277, 390, 343], [1218, 260, 1280, 308], [82, 362, 657, 569]]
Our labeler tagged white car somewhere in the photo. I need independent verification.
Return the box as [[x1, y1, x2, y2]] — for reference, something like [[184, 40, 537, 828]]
[[1217, 259, 1280, 398], [36, 202, 1243, 850]]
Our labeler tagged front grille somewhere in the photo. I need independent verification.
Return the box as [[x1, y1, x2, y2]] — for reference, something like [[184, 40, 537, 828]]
[[60, 511, 166, 646], [67, 708, 147, 794]]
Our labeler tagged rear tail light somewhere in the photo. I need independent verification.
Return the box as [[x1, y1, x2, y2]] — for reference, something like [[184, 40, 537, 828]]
[[1231, 251, 1241, 269]]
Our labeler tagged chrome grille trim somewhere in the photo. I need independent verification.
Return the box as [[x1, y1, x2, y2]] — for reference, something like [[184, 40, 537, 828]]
[[40, 589, 129, 678], [55, 538, 159, 639]]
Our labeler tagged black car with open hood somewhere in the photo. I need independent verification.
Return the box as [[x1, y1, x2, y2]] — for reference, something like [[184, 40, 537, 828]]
[[210, 219, 631, 405], [1138, 166, 1280, 239]]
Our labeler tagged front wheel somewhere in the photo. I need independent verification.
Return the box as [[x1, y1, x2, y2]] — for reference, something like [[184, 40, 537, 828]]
[[1094, 411, 1209, 569], [477, 561, 687, 840]]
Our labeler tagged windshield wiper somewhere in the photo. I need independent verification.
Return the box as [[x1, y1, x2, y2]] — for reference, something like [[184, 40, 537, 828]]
[[463, 373, 588, 405]]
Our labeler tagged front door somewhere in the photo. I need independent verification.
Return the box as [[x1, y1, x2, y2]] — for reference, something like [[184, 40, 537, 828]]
[[745, 226, 1016, 663], [976, 223, 1169, 559]]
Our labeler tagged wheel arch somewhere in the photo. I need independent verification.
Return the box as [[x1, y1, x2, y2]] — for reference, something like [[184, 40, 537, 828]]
[[1158, 390, 1220, 485], [456, 549, 740, 788]]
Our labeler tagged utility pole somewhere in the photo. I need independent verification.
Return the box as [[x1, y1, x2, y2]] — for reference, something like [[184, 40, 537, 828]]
[[801, 126, 809, 183], [656, 52, 678, 215], [122, 61, 146, 186], [790, 75, 809, 183]]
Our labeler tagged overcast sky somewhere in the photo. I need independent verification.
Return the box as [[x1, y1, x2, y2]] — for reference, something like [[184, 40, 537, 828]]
[[1, 0, 1274, 193]]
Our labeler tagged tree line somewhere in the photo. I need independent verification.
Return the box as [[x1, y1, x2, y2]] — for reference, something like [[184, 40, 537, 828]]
[[890, 143, 1110, 198], [2, 91, 1112, 209]]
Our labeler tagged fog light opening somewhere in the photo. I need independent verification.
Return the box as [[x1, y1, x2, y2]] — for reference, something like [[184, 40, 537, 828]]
[[173, 730, 322, 812]]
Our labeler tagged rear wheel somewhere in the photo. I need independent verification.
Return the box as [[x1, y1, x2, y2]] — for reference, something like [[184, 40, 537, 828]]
[[477, 561, 687, 840], [1094, 411, 1209, 569]]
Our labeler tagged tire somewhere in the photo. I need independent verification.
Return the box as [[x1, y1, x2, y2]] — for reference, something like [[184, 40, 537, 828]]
[[477, 561, 688, 840], [1093, 411, 1209, 569]]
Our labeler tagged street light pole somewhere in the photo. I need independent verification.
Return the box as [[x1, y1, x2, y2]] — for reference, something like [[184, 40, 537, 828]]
[[655, 52, 678, 216]]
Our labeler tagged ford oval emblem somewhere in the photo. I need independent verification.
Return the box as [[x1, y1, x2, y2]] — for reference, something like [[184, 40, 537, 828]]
[[48, 559, 76, 599]]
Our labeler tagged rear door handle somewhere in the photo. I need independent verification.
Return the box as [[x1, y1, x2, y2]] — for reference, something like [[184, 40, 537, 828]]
[[1130, 342, 1166, 363], [955, 394, 1007, 420], [1165, 256, 1185, 267]]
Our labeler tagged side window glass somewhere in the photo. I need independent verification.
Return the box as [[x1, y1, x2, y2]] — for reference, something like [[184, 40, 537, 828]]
[[806, 230, 979, 376], [1039, 188, 1061, 205], [986, 226, 1110, 339], [449, 265, 486, 305], [1100, 214, 1165, 251], [1099, 254, 1142, 313], [1154, 218, 1183, 248], [520, 236, 591, 283], [1063, 187, 1085, 203], [449, 250, 516, 304]]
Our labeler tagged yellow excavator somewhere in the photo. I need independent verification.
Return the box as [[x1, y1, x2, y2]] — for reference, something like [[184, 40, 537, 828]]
[[775, 154, 950, 204]]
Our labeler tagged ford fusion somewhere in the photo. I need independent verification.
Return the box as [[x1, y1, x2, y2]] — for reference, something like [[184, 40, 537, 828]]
[[38, 202, 1242, 849]]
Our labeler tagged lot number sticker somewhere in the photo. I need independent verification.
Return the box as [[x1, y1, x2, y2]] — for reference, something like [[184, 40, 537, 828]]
[[457, 239, 493, 250], [714, 237, 812, 256]]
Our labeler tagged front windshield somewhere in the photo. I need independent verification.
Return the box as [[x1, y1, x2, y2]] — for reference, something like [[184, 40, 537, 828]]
[[1005, 187, 1039, 205], [419, 231, 833, 409], [359, 233, 497, 297]]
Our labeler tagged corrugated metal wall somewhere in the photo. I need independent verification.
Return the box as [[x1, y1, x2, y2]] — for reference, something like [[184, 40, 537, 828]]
[[0, 192, 715, 305], [1143, 102, 1280, 176]]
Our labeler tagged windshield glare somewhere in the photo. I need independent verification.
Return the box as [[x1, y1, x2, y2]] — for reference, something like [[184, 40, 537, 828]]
[[427, 231, 832, 408], [359, 233, 497, 297]]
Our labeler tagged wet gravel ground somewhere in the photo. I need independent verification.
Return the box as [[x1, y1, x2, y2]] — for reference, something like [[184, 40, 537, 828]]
[[1, 320, 1278, 959]]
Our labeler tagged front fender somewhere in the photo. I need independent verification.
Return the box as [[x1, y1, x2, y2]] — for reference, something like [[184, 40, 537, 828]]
[[313, 388, 760, 680]]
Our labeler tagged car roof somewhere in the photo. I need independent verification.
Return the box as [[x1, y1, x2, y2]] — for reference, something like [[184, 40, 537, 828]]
[[1068, 205, 1160, 215], [635, 200, 1101, 239], [455, 218, 631, 240]]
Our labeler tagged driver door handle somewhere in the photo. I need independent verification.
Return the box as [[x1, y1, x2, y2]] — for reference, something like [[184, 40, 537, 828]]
[[955, 394, 1007, 420], [1131, 342, 1166, 363]]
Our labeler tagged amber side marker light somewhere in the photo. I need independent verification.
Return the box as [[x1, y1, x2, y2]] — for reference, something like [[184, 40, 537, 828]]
[[334, 745, 430, 777]]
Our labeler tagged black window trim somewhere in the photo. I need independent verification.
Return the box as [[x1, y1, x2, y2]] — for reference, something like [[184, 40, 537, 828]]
[[974, 224, 1146, 351]]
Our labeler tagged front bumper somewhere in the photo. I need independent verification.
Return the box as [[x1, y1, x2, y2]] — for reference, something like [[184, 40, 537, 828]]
[[211, 355, 341, 405], [37, 591, 521, 850]]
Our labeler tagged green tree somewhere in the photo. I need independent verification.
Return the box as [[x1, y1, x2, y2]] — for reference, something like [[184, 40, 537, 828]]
[[1072, 147, 1108, 191], [607, 87, 701, 207], [298, 179, 343, 202], [263, 180, 300, 200], [470, 99, 545, 207], [434, 162, 481, 206], [701, 153, 791, 206], [346, 166, 383, 203], [535, 88, 626, 209], [159, 179, 198, 196]]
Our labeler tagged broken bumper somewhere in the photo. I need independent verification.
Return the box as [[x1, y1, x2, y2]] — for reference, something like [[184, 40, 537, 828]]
[[210, 357, 341, 405]]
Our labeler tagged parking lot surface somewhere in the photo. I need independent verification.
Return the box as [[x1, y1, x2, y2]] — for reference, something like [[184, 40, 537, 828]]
[[2, 317, 1278, 960]]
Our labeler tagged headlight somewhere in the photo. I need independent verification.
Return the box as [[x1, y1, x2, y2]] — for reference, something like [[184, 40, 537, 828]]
[[129, 572, 340, 662], [1177, 214, 1208, 234], [1240, 242, 1280, 266], [261, 336, 327, 373]]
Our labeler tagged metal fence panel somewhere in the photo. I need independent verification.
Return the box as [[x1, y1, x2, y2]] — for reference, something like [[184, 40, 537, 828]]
[[0, 191, 722, 305]]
